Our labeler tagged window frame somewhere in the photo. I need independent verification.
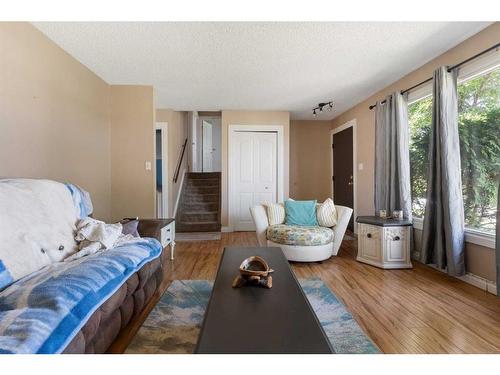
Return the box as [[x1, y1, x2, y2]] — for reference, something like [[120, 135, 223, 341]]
[[408, 48, 500, 249]]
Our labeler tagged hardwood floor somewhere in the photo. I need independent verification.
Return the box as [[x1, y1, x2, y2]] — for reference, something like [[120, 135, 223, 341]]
[[108, 232, 500, 354]]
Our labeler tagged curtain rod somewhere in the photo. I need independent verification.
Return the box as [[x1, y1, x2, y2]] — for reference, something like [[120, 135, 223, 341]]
[[369, 42, 500, 110]]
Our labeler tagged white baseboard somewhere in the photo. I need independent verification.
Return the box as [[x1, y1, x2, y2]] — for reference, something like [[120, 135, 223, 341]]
[[427, 264, 497, 295], [221, 226, 233, 233], [458, 273, 497, 295]]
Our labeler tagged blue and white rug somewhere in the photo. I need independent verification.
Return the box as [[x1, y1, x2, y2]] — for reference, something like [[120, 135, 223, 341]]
[[126, 279, 380, 354]]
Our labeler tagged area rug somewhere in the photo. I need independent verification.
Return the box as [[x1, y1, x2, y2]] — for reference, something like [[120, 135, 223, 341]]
[[125, 279, 380, 354]]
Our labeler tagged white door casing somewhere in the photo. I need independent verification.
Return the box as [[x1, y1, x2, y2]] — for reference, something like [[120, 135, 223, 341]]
[[155, 122, 168, 218], [229, 125, 283, 231]]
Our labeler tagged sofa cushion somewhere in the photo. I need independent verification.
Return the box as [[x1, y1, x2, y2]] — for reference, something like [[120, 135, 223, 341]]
[[0, 238, 162, 354], [266, 224, 334, 246]]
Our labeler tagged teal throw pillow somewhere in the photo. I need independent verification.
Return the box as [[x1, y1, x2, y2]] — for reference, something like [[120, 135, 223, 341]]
[[284, 199, 318, 226]]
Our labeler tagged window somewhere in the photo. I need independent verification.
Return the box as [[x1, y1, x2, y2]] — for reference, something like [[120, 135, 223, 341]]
[[458, 68, 499, 233], [408, 95, 432, 218], [408, 66, 499, 234]]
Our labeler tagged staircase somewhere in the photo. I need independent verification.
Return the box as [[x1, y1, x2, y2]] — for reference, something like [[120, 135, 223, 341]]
[[176, 172, 221, 232]]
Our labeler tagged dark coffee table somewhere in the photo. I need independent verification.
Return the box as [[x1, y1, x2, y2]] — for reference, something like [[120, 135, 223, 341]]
[[195, 247, 334, 354]]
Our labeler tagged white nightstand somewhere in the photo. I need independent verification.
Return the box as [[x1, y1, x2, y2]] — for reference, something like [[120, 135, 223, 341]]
[[160, 220, 176, 260], [356, 216, 412, 269], [137, 219, 176, 260]]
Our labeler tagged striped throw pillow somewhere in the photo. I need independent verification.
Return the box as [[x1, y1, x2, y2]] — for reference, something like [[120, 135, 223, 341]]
[[316, 198, 338, 227], [264, 202, 286, 225]]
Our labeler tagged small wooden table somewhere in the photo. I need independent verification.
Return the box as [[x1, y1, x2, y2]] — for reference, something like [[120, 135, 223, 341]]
[[195, 247, 334, 354]]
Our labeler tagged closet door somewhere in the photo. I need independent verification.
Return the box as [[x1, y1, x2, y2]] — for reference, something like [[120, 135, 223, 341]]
[[230, 131, 277, 231]]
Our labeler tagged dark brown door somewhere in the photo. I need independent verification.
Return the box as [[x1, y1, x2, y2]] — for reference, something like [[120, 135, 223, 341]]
[[332, 127, 354, 231]]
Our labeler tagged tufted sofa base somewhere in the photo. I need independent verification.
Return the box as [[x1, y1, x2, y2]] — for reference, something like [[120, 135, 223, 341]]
[[62, 251, 165, 354]]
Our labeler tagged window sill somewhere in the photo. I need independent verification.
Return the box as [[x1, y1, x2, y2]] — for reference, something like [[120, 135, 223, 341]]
[[412, 217, 496, 249]]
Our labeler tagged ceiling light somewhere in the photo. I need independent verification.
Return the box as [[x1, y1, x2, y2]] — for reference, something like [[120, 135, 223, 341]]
[[312, 101, 334, 117]]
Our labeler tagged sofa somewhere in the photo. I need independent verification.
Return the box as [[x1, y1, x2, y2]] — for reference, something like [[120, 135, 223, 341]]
[[0, 179, 165, 354], [250, 203, 353, 262]]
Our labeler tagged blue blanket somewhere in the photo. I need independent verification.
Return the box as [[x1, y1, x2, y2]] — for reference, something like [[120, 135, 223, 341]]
[[65, 183, 93, 218], [0, 238, 162, 354]]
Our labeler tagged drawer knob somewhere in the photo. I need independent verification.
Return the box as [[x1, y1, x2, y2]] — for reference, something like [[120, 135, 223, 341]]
[[367, 233, 372, 238], [167, 228, 171, 232], [394, 236, 400, 241]]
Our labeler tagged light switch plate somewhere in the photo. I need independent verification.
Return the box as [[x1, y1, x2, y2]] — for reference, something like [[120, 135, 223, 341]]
[[145, 161, 152, 171], [358, 163, 364, 171]]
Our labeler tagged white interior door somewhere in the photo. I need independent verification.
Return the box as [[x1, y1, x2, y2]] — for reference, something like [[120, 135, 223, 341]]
[[230, 131, 277, 231], [211, 119, 221, 172], [188, 111, 199, 172], [202, 120, 213, 172]]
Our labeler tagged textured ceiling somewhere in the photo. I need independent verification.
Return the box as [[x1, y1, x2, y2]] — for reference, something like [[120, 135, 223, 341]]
[[33, 22, 490, 120]]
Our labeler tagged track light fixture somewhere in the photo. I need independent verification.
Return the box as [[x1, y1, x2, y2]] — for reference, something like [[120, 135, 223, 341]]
[[312, 101, 334, 117]]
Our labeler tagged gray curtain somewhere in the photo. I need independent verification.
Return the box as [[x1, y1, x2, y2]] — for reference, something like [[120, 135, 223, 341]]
[[420, 66, 465, 276], [374, 92, 412, 220]]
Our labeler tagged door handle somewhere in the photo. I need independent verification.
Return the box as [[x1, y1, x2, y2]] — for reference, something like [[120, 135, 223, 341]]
[[348, 175, 354, 186]]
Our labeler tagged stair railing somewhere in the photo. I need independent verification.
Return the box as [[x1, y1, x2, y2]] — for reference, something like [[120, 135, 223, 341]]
[[173, 138, 188, 183]]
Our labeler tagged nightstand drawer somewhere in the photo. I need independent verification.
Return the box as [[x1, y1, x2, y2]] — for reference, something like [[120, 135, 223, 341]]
[[160, 222, 175, 247]]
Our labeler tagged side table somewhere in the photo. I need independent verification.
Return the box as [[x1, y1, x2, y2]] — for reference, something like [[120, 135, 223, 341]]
[[136, 218, 176, 260], [356, 216, 412, 269]]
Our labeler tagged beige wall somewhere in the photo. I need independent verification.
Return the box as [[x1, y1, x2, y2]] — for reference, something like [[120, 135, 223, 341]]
[[0, 22, 111, 220], [290, 120, 332, 201], [330, 23, 499, 281], [156, 109, 188, 217], [221, 110, 290, 227], [110, 86, 155, 222]]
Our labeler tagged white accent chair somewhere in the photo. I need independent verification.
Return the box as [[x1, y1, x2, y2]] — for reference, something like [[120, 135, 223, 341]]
[[250, 204, 353, 262]]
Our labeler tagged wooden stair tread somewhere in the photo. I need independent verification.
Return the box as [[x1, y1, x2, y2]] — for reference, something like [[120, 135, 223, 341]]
[[176, 172, 221, 233]]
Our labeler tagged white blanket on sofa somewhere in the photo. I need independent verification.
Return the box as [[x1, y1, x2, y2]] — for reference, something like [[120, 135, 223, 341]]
[[0, 179, 80, 290], [64, 217, 144, 262]]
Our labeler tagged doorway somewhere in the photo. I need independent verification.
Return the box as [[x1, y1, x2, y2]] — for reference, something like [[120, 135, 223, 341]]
[[155, 122, 168, 218], [229, 125, 284, 231], [331, 120, 357, 232], [201, 117, 221, 172]]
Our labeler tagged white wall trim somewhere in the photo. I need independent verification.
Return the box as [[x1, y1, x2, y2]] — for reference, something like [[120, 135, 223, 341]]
[[427, 263, 497, 295], [155, 122, 168, 218], [221, 226, 233, 233], [228, 124, 285, 232], [172, 168, 187, 218], [413, 217, 495, 249], [330, 119, 357, 233]]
